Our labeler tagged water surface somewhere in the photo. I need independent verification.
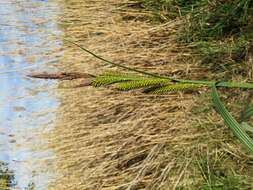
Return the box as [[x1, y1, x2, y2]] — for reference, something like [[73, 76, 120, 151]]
[[0, 0, 62, 189]]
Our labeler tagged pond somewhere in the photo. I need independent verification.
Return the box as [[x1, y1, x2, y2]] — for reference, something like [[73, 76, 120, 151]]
[[0, 0, 62, 189]]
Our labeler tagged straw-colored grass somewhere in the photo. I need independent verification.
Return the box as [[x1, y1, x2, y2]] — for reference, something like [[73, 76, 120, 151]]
[[43, 0, 253, 189]]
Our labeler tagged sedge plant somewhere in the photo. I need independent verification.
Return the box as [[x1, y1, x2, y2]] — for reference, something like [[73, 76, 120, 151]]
[[65, 38, 253, 156]]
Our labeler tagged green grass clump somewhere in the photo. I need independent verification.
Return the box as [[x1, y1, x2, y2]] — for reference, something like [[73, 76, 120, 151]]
[[179, 0, 253, 41], [194, 37, 251, 75], [136, 0, 201, 21], [138, 0, 253, 32], [138, 0, 253, 77], [197, 152, 253, 190], [180, 0, 253, 74]]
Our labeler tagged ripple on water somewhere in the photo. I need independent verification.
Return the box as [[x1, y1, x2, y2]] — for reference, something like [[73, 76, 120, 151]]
[[0, 0, 62, 189]]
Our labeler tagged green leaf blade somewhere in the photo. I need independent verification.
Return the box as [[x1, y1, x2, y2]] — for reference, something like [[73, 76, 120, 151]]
[[212, 85, 253, 154], [241, 122, 253, 133], [241, 106, 253, 121], [217, 81, 253, 89]]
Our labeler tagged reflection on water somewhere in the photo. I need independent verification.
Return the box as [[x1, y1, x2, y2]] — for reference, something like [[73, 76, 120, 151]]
[[0, 0, 61, 189]]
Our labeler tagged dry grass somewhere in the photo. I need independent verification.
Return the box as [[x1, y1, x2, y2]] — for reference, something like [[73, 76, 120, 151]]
[[45, 0, 253, 189]]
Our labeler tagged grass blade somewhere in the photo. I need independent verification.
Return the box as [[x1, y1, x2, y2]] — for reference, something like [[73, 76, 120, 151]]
[[240, 106, 253, 121], [64, 38, 165, 79], [217, 81, 253, 89], [241, 122, 253, 133], [212, 85, 253, 154]]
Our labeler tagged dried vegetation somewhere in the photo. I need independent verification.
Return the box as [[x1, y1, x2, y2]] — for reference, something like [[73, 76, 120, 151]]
[[30, 0, 253, 189]]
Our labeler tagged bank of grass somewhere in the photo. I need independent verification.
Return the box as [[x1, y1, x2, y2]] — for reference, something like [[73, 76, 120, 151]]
[[28, 1, 253, 189], [137, 0, 253, 79], [122, 0, 253, 189]]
